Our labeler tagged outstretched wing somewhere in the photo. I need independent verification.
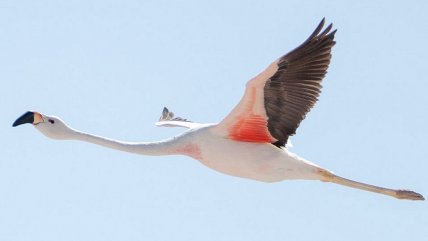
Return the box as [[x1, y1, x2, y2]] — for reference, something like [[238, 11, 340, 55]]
[[215, 18, 336, 147], [156, 107, 201, 129]]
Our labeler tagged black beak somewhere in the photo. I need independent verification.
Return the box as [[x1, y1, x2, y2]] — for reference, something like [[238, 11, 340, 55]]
[[13, 111, 35, 127]]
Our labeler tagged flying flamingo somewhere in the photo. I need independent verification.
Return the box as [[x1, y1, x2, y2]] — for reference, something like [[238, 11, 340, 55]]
[[13, 19, 424, 200]]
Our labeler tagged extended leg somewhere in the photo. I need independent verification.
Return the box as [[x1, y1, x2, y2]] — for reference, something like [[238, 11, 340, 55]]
[[317, 168, 424, 201]]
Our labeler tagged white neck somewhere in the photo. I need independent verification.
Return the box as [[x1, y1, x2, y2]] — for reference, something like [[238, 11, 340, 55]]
[[68, 129, 179, 156]]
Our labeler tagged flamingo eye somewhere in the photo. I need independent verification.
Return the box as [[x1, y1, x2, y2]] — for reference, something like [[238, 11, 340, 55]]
[[48, 119, 55, 124]]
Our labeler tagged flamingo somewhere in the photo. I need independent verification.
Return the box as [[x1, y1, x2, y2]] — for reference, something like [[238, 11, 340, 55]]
[[13, 19, 423, 201]]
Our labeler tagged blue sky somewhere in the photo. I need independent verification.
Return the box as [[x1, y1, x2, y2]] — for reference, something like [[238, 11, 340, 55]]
[[1, 0, 427, 240]]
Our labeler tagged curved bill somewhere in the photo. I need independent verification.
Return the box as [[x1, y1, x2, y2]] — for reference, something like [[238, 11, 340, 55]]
[[12, 111, 35, 127]]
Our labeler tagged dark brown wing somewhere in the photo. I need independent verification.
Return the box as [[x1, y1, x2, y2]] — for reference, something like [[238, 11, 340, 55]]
[[216, 19, 336, 147], [159, 107, 190, 122], [156, 107, 202, 129], [264, 19, 336, 146]]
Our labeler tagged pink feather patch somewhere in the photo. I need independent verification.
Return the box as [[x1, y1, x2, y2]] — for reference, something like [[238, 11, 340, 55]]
[[228, 114, 275, 143], [176, 143, 203, 160]]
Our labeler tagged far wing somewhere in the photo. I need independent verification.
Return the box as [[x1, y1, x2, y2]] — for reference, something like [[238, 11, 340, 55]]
[[155, 107, 202, 129], [215, 19, 336, 147]]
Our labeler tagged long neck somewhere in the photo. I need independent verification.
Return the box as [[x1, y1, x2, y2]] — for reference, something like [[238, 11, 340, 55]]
[[69, 129, 179, 156]]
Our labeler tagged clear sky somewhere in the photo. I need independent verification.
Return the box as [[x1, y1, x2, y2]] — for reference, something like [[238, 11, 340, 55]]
[[1, 0, 427, 240]]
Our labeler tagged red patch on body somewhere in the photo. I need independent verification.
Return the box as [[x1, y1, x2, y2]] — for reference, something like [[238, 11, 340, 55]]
[[229, 114, 275, 143], [227, 86, 275, 143], [176, 143, 203, 160]]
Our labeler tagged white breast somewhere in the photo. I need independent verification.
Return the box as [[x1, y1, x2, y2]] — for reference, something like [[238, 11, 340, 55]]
[[175, 125, 323, 182]]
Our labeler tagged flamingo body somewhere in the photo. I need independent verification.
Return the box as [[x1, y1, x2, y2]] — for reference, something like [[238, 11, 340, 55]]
[[171, 124, 322, 182], [12, 19, 424, 200]]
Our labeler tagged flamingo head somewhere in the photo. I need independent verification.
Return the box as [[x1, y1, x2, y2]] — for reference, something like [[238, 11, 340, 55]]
[[13, 111, 73, 140]]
